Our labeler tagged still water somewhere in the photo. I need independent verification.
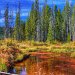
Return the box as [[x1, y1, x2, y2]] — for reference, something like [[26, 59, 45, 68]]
[[14, 52, 75, 75]]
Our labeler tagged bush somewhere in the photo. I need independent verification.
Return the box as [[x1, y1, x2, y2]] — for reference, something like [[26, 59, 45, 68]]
[[0, 63, 7, 71], [70, 52, 75, 58]]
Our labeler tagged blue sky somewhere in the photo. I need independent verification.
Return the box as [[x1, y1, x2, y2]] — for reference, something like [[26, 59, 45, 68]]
[[0, 0, 75, 26]]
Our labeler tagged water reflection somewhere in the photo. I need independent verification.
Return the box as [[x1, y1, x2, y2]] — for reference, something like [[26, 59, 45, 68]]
[[20, 67, 26, 75], [14, 54, 75, 75]]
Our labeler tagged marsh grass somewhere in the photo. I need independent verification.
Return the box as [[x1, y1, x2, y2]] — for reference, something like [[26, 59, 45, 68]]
[[0, 39, 75, 71]]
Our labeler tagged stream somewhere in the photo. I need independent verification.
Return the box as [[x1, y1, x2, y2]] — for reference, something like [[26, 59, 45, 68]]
[[14, 52, 75, 75]]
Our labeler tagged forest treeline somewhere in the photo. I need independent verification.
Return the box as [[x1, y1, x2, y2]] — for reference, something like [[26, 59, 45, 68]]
[[1, 0, 75, 42]]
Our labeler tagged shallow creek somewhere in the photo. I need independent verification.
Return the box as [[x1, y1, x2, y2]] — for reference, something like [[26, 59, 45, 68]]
[[14, 52, 75, 75]]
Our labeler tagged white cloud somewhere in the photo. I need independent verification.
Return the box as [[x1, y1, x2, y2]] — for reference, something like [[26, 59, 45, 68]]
[[21, 12, 29, 16], [21, 8, 30, 12], [1, 10, 5, 15], [13, 13, 16, 17], [0, 18, 4, 23], [27, 0, 35, 2], [47, 0, 66, 5]]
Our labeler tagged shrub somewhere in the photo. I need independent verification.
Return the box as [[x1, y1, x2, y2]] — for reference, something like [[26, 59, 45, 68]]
[[70, 52, 75, 58]]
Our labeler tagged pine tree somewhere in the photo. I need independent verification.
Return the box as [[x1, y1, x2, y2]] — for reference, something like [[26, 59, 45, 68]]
[[29, 4, 36, 40], [25, 3, 35, 40], [53, 5, 58, 40], [20, 21, 25, 40], [4, 4, 9, 38], [55, 9, 63, 41], [14, 2, 21, 40], [26, 0, 40, 41], [9, 10, 14, 38], [71, 5, 75, 41], [41, 0, 51, 41], [25, 19, 31, 40], [47, 10, 53, 42], [63, 1, 71, 41], [34, 0, 40, 41]]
